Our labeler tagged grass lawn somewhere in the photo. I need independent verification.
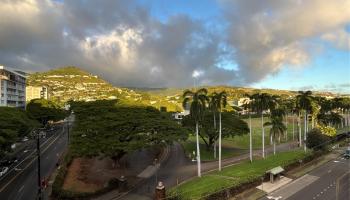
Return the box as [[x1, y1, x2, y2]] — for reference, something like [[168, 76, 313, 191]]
[[183, 116, 302, 160], [168, 150, 310, 200], [182, 141, 248, 161], [182, 116, 349, 161]]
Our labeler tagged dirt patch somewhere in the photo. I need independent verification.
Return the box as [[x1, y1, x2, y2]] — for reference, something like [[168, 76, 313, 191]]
[[63, 157, 132, 193], [62, 148, 158, 194], [63, 158, 100, 193]]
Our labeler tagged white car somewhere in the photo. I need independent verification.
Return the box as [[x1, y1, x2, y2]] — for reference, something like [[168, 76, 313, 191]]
[[0, 167, 9, 177], [22, 137, 29, 142]]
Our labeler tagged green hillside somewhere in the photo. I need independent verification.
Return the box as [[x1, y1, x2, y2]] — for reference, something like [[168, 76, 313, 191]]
[[26, 66, 182, 111], [26, 66, 339, 112], [27, 67, 135, 103]]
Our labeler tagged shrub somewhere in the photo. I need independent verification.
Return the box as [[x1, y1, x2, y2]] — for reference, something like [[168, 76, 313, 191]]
[[306, 128, 331, 151], [318, 125, 337, 137]]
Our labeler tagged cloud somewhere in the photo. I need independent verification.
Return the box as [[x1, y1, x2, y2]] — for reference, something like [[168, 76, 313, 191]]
[[0, 0, 349, 88], [321, 28, 350, 50], [222, 0, 350, 83], [0, 0, 239, 87]]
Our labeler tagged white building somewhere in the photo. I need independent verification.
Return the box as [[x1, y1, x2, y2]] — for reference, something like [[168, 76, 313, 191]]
[[26, 86, 49, 102], [0, 66, 26, 108]]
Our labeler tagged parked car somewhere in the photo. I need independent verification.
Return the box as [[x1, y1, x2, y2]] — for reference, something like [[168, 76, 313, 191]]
[[0, 167, 9, 177]]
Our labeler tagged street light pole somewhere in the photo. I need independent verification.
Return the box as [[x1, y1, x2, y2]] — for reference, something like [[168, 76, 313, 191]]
[[36, 129, 42, 200]]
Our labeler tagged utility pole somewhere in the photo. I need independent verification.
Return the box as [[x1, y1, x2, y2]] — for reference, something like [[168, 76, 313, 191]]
[[36, 129, 42, 200]]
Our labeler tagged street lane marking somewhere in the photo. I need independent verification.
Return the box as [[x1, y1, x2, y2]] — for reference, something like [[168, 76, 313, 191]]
[[18, 185, 24, 192], [0, 127, 62, 182], [0, 132, 65, 193]]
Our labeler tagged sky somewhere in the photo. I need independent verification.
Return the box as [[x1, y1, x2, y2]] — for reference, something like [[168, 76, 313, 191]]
[[0, 0, 349, 93]]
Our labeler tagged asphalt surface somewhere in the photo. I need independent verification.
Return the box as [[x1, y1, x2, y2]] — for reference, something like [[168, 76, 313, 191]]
[[0, 121, 70, 200], [119, 141, 297, 199], [260, 156, 350, 200]]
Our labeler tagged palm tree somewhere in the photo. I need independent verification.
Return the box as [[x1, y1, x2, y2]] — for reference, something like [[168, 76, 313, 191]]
[[215, 91, 227, 171], [209, 92, 219, 158], [284, 98, 297, 141], [182, 88, 209, 177], [251, 93, 275, 158], [243, 95, 253, 162], [264, 111, 287, 155], [296, 91, 313, 152]]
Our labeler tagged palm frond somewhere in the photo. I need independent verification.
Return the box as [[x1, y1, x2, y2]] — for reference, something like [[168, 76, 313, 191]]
[[182, 89, 194, 98]]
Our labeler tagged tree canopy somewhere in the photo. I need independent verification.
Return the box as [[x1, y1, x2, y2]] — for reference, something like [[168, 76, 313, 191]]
[[70, 100, 188, 165], [26, 98, 67, 125], [0, 107, 39, 156]]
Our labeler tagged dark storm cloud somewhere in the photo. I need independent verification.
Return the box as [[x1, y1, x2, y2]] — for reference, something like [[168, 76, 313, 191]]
[[0, 0, 349, 88], [0, 0, 238, 87]]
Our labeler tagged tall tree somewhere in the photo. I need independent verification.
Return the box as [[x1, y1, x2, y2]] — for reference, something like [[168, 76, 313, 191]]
[[182, 88, 209, 177], [209, 92, 219, 158], [215, 91, 227, 171], [264, 110, 286, 155], [250, 93, 275, 158], [243, 95, 253, 162], [296, 91, 313, 152]]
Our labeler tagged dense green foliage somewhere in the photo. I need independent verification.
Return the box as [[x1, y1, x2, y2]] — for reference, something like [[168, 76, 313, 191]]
[[0, 107, 39, 156], [26, 99, 67, 125], [70, 100, 188, 165], [306, 128, 331, 151]]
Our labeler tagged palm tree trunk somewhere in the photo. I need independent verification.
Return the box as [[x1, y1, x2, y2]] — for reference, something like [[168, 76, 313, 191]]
[[285, 114, 288, 141], [306, 113, 309, 133], [218, 112, 222, 171], [278, 134, 281, 143], [304, 112, 307, 152], [292, 114, 295, 141], [346, 110, 348, 127], [262, 113, 265, 158], [213, 114, 216, 159], [213, 141, 216, 159], [273, 139, 276, 155], [299, 112, 302, 147], [196, 122, 201, 177], [270, 134, 273, 145], [341, 109, 344, 128], [249, 114, 252, 162]]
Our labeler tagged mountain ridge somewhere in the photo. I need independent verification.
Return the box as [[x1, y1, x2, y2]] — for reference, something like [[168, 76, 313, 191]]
[[26, 66, 342, 111]]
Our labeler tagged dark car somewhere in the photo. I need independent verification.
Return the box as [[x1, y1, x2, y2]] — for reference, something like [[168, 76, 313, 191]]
[[344, 149, 350, 159]]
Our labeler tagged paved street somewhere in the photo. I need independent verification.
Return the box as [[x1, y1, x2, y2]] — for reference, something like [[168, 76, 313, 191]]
[[0, 122, 70, 200], [260, 156, 350, 200], [118, 141, 298, 199]]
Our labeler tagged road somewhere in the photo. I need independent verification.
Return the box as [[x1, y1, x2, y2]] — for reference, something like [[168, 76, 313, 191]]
[[260, 156, 350, 200], [119, 141, 297, 199], [0, 120, 70, 200]]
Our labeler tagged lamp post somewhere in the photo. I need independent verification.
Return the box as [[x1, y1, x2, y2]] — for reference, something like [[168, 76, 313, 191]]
[[154, 158, 159, 185]]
